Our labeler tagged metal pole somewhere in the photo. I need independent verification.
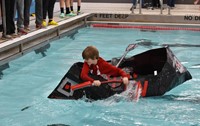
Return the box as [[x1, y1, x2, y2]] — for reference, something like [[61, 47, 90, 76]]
[[139, 0, 142, 14], [160, 0, 163, 15], [168, 6, 171, 15], [1, 0, 7, 37]]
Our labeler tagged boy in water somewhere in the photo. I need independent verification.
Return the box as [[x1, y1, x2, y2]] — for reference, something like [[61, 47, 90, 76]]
[[81, 46, 129, 86]]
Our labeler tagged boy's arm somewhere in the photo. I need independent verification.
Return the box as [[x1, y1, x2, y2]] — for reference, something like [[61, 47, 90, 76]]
[[101, 60, 130, 85], [80, 62, 94, 82], [100, 58, 129, 78]]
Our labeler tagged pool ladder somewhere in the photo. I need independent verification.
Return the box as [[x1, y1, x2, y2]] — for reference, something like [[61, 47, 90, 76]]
[[131, 0, 171, 15]]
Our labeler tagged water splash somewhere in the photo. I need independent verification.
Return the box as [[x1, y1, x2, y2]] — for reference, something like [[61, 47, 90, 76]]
[[122, 81, 142, 102], [103, 81, 142, 104]]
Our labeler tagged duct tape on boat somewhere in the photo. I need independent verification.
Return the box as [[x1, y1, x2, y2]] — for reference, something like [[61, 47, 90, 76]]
[[154, 70, 157, 76], [57, 78, 74, 96], [173, 57, 185, 73]]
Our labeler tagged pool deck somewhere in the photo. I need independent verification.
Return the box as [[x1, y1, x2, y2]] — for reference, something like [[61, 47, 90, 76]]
[[1, 2, 200, 43], [0, 2, 200, 66]]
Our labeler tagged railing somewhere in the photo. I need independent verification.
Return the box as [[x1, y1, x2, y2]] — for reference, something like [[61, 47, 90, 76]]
[[131, 0, 171, 15]]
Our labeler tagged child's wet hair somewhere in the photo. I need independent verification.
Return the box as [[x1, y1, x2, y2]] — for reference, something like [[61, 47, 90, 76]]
[[82, 46, 99, 60]]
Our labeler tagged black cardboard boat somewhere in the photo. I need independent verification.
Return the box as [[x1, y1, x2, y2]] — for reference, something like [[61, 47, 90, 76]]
[[48, 47, 192, 100]]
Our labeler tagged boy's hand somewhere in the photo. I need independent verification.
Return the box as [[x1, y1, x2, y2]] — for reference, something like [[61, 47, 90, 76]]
[[122, 77, 129, 85], [93, 80, 101, 86]]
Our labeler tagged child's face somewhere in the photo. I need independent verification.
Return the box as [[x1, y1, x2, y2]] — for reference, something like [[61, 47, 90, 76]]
[[85, 58, 98, 66]]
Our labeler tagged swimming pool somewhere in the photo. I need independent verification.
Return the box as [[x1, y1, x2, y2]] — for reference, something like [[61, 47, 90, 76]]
[[0, 26, 200, 126]]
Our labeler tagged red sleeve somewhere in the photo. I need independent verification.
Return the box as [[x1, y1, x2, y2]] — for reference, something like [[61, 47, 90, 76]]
[[98, 57, 129, 78], [80, 62, 94, 82]]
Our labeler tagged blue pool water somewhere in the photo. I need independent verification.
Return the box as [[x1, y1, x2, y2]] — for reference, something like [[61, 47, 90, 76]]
[[0, 27, 200, 126]]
